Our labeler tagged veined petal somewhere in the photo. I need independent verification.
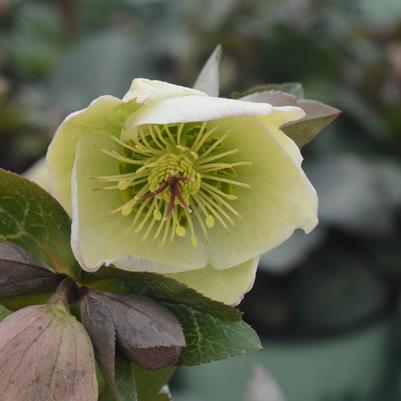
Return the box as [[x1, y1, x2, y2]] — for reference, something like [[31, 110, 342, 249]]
[[166, 258, 259, 305], [122, 96, 288, 141], [123, 78, 206, 104], [205, 116, 318, 270], [47, 95, 138, 215], [71, 134, 208, 273]]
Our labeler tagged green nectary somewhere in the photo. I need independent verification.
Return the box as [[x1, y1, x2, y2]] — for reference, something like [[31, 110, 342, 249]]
[[94, 122, 251, 248]]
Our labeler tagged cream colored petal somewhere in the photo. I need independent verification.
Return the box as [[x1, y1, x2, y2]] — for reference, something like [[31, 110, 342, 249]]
[[204, 116, 318, 270], [122, 96, 294, 141], [71, 134, 208, 273], [47, 95, 138, 215], [123, 78, 206, 104], [166, 258, 259, 305], [260, 107, 305, 165], [23, 157, 52, 193]]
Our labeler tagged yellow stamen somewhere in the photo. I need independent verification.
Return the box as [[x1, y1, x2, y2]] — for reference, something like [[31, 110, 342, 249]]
[[94, 121, 251, 246], [205, 214, 215, 228]]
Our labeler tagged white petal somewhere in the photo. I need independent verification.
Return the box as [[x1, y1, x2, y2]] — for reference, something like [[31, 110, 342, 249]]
[[23, 157, 52, 193], [121, 96, 297, 141], [122, 78, 206, 104]]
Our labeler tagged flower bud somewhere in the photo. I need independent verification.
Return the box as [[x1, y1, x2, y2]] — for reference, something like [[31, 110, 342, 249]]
[[0, 304, 98, 401]]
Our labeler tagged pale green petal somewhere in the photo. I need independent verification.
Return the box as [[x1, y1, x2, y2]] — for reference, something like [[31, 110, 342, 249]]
[[123, 78, 206, 104], [122, 96, 293, 141], [71, 134, 208, 273], [166, 258, 259, 305], [47, 95, 138, 215], [24, 157, 52, 193], [260, 108, 306, 165], [205, 116, 318, 270]]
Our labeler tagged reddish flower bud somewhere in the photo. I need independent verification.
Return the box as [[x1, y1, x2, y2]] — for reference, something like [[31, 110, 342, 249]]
[[0, 304, 98, 401]]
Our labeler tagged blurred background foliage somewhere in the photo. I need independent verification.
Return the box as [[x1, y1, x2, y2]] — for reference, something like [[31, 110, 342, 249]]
[[1, 0, 401, 400]]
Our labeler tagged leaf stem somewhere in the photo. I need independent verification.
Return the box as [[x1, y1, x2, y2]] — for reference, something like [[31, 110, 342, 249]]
[[48, 277, 78, 307]]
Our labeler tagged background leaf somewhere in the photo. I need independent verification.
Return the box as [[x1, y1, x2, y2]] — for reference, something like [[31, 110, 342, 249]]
[[0, 169, 80, 280], [243, 365, 286, 401]]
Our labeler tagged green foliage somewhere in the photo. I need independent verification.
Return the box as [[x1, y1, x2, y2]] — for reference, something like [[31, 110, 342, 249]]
[[113, 357, 137, 401], [0, 169, 81, 280], [0, 304, 11, 321], [133, 366, 175, 401], [82, 269, 261, 365], [167, 303, 261, 365]]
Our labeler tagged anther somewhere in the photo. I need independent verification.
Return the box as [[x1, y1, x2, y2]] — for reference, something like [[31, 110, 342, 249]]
[[176, 226, 186, 237], [205, 214, 215, 228]]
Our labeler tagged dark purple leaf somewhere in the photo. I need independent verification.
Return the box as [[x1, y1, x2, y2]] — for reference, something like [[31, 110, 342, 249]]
[[80, 292, 119, 399], [0, 241, 59, 297], [81, 289, 185, 375], [127, 347, 182, 371]]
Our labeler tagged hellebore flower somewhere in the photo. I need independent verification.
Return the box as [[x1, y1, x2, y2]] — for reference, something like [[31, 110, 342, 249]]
[[0, 303, 98, 401], [47, 79, 318, 304]]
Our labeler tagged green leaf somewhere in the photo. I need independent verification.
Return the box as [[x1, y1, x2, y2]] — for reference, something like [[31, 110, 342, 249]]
[[144, 388, 171, 401], [82, 270, 262, 366], [98, 357, 137, 401], [282, 99, 341, 147], [233, 82, 304, 99], [166, 303, 261, 365], [0, 304, 11, 321], [99, 362, 173, 401], [115, 357, 137, 401], [0, 291, 54, 311], [193, 45, 222, 97], [133, 365, 175, 401], [82, 269, 241, 322], [0, 169, 80, 280]]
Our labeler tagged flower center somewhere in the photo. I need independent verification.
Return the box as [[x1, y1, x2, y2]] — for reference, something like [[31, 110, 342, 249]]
[[94, 122, 251, 247]]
